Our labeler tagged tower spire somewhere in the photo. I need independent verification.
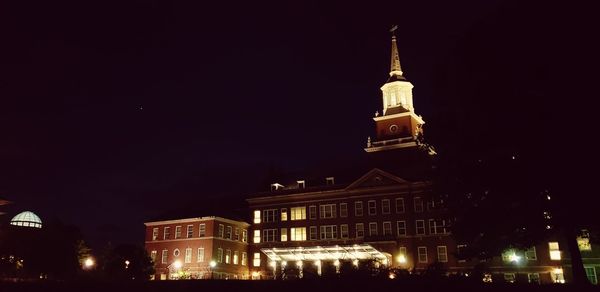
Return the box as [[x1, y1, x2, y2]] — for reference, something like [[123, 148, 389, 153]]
[[389, 25, 403, 77]]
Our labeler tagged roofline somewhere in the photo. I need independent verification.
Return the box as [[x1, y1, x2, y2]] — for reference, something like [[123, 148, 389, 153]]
[[144, 216, 250, 227]]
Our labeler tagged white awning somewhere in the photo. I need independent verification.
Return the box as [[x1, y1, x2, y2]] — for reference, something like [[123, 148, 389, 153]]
[[260, 244, 388, 262]]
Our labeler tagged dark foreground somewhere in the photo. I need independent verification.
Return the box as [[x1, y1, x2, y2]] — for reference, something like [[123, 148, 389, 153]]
[[0, 278, 598, 292]]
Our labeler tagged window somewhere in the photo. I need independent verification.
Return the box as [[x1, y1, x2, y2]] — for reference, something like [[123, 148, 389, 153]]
[[340, 224, 349, 239], [309, 205, 317, 219], [234, 228, 240, 241], [396, 221, 407, 236], [175, 226, 182, 239], [383, 222, 392, 236], [226, 226, 232, 239], [173, 249, 180, 257], [414, 197, 424, 212], [199, 224, 206, 237], [528, 273, 540, 284], [368, 200, 376, 216], [369, 222, 377, 236], [281, 228, 288, 241], [504, 273, 516, 283], [502, 249, 518, 262], [242, 252, 247, 266], [320, 204, 336, 219], [150, 250, 157, 262], [197, 248, 205, 262], [416, 220, 425, 235], [218, 224, 224, 238], [291, 207, 306, 220], [457, 245, 467, 262], [297, 180, 305, 188], [291, 227, 307, 241], [382, 199, 390, 214], [418, 247, 427, 263], [578, 230, 592, 251], [340, 203, 348, 217], [320, 225, 337, 240], [185, 248, 192, 263], [225, 249, 231, 264], [263, 209, 278, 223], [152, 228, 159, 240], [355, 201, 363, 216], [326, 177, 335, 185], [253, 253, 260, 267], [310, 226, 317, 240], [525, 247, 537, 260], [356, 223, 364, 238], [428, 219, 449, 235], [253, 210, 261, 224], [263, 229, 277, 242], [242, 230, 247, 242], [186, 225, 194, 238], [281, 208, 288, 221], [549, 242, 561, 260], [161, 249, 168, 264], [437, 246, 448, 262], [585, 267, 598, 284], [427, 199, 436, 211], [253, 230, 261, 243], [395, 198, 405, 213], [217, 248, 223, 263], [163, 227, 171, 240], [233, 251, 239, 265]]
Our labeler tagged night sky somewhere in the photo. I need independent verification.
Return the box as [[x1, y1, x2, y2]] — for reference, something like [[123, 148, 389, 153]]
[[0, 1, 595, 249]]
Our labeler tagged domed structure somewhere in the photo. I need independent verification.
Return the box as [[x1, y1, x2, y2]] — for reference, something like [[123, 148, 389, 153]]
[[10, 211, 42, 228]]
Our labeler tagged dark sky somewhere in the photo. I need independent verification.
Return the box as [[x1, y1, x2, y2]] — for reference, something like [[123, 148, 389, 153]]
[[0, 0, 595, 248]]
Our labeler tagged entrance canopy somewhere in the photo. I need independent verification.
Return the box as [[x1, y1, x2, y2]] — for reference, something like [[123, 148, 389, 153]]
[[261, 244, 388, 262]]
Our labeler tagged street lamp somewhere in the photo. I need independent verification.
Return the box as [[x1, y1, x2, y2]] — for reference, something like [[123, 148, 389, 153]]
[[209, 260, 216, 279], [83, 257, 95, 269]]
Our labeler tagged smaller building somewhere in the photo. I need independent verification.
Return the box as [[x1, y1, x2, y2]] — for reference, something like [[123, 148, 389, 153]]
[[144, 216, 250, 280]]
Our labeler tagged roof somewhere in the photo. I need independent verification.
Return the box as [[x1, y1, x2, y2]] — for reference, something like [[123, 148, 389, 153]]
[[10, 211, 42, 228]]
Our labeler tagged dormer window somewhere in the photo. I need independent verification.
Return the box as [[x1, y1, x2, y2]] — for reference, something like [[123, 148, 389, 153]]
[[326, 177, 335, 185], [271, 183, 284, 191], [297, 180, 306, 189]]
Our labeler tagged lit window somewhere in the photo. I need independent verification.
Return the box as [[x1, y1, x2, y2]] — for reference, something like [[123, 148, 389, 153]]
[[241, 252, 247, 266], [175, 226, 182, 239], [309, 226, 317, 240], [226, 249, 231, 264], [549, 242, 561, 260], [369, 222, 377, 236], [291, 207, 306, 220], [552, 268, 565, 283], [504, 273, 516, 283], [185, 248, 192, 263], [416, 220, 425, 235], [396, 221, 407, 236], [290, 227, 306, 241], [578, 230, 592, 251], [253, 253, 261, 267], [199, 224, 206, 237], [383, 222, 392, 236], [187, 225, 194, 238], [242, 230, 247, 242], [320, 225, 337, 240], [340, 203, 348, 218], [340, 224, 349, 239], [320, 204, 336, 219], [233, 251, 239, 265], [309, 205, 317, 219], [150, 250, 157, 262], [253, 210, 261, 224], [253, 230, 261, 243], [437, 246, 448, 262], [355, 201, 363, 216], [418, 247, 427, 263], [382, 199, 390, 214], [281, 228, 288, 241], [161, 249, 168, 264], [368, 200, 376, 216], [414, 197, 424, 212], [152, 228, 159, 240], [395, 198, 405, 213], [281, 208, 288, 221], [356, 223, 364, 239], [197, 248, 205, 262]]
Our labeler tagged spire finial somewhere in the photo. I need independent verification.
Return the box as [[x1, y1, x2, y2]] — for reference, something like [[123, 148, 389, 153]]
[[389, 25, 403, 76]]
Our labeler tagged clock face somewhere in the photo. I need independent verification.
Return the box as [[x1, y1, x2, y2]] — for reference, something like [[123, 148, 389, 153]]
[[389, 124, 398, 133]]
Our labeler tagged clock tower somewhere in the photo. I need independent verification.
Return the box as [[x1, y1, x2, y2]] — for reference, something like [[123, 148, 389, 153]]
[[364, 31, 434, 156]]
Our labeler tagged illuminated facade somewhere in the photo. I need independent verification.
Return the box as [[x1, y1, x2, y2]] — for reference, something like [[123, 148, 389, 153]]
[[144, 216, 250, 280]]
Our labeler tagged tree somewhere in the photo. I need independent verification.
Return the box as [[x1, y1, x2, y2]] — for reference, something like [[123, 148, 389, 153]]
[[101, 243, 154, 281]]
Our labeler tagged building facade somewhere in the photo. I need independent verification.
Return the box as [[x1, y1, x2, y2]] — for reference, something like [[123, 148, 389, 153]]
[[144, 216, 250, 280]]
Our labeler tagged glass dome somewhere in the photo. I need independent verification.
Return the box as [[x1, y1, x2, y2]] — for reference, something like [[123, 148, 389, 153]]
[[10, 211, 42, 228]]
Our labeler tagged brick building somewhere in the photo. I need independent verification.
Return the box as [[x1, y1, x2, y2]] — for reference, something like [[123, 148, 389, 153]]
[[144, 216, 250, 280]]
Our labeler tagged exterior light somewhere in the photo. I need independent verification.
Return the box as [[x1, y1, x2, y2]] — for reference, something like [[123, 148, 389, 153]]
[[281, 261, 287, 267], [509, 254, 521, 263], [389, 273, 396, 279], [173, 260, 182, 269], [125, 260, 130, 269], [270, 261, 277, 268], [314, 260, 321, 266], [353, 259, 359, 267], [296, 260, 303, 268], [209, 260, 217, 268], [83, 257, 95, 269], [333, 259, 340, 267], [252, 271, 260, 278], [397, 254, 407, 264]]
